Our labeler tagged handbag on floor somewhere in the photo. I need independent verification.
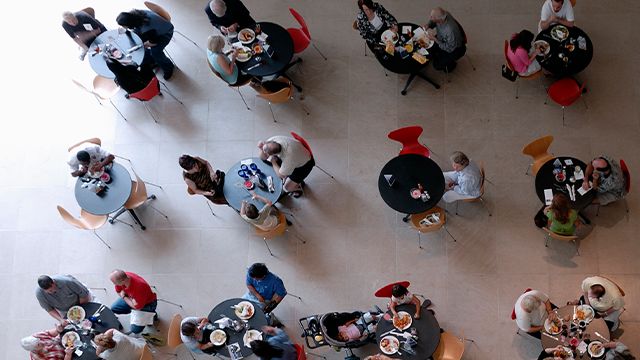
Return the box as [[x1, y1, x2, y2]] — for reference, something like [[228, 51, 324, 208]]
[[501, 64, 518, 82]]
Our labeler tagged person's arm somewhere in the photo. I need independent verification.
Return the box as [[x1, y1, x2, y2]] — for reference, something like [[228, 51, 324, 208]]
[[217, 50, 237, 76], [47, 309, 65, 322], [377, 4, 397, 30], [539, 17, 554, 31], [411, 295, 421, 319], [270, 157, 286, 179], [249, 191, 273, 206], [64, 347, 74, 360], [240, 200, 249, 216], [184, 177, 214, 196], [389, 301, 399, 316], [582, 162, 594, 189], [555, 18, 574, 27], [100, 154, 115, 168], [246, 284, 265, 303]]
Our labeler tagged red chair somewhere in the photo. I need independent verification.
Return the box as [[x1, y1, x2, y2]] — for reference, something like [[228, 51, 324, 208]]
[[374, 281, 411, 298], [387, 126, 431, 158], [511, 288, 532, 334], [545, 78, 587, 126], [294, 343, 326, 360], [290, 131, 335, 180], [128, 77, 184, 123], [287, 8, 327, 60]]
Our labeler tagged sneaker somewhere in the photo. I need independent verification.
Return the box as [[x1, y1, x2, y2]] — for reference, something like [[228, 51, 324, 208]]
[[163, 66, 174, 80], [285, 218, 293, 226]]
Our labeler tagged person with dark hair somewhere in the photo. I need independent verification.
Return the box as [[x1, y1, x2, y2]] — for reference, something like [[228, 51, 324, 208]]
[[179, 154, 227, 205], [205, 0, 255, 35], [257, 136, 314, 198], [577, 276, 625, 331], [507, 29, 541, 76], [442, 151, 482, 203], [180, 317, 214, 354], [355, 0, 398, 46], [105, 54, 156, 95], [243, 263, 287, 313], [94, 328, 145, 360], [424, 7, 466, 72], [68, 144, 115, 177], [62, 10, 107, 60], [116, 9, 175, 80], [250, 326, 296, 360], [389, 284, 422, 319], [544, 193, 579, 235], [240, 191, 284, 231], [109, 270, 157, 334], [582, 155, 626, 206], [539, 0, 574, 32], [35, 274, 91, 323]]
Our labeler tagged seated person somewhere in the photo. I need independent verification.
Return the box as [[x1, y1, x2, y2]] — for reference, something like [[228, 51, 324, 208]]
[[544, 193, 580, 235], [109, 270, 158, 335], [257, 136, 314, 198], [250, 326, 297, 360], [179, 154, 227, 205], [582, 156, 626, 206], [105, 55, 156, 95], [205, 0, 256, 35], [241, 191, 284, 231], [243, 263, 287, 313], [207, 35, 253, 86], [36, 274, 91, 323], [94, 329, 145, 360], [180, 317, 215, 354], [538, 345, 577, 360], [337, 312, 381, 342], [538, 0, 574, 32], [570, 276, 625, 331], [424, 7, 466, 72], [442, 151, 482, 203], [62, 10, 107, 60], [507, 30, 542, 76], [355, 0, 398, 46], [389, 284, 421, 319], [365, 355, 394, 360], [514, 289, 557, 339], [602, 341, 635, 360], [20, 322, 73, 360], [68, 145, 115, 178]]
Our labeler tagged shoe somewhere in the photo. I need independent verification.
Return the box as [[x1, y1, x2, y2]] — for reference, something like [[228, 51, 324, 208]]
[[285, 218, 292, 226], [289, 190, 303, 198], [163, 66, 174, 80]]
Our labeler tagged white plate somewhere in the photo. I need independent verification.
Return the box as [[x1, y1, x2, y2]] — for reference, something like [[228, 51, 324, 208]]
[[381, 29, 398, 44], [575, 304, 595, 323], [588, 341, 605, 358], [551, 25, 569, 41], [87, 169, 104, 179], [234, 301, 255, 320], [544, 317, 563, 335], [61, 331, 81, 349], [243, 329, 262, 348], [235, 47, 252, 62], [210, 329, 227, 346], [379, 335, 400, 355], [417, 48, 429, 56], [393, 311, 412, 330], [67, 306, 86, 324], [534, 40, 550, 55], [238, 28, 256, 44]]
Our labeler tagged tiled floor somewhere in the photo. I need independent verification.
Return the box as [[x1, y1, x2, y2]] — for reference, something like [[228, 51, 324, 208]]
[[1, 0, 639, 359]]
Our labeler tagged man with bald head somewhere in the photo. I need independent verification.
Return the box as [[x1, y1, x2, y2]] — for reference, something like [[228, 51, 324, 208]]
[[424, 7, 466, 72], [205, 0, 255, 35], [582, 155, 626, 206], [257, 136, 314, 198], [61, 10, 107, 60], [109, 270, 157, 334]]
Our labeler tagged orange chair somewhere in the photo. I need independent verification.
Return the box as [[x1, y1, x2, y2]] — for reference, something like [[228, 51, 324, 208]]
[[57, 205, 111, 249], [432, 331, 473, 360], [287, 8, 327, 60], [290, 131, 335, 180], [68, 138, 101, 153], [503, 40, 543, 99], [72, 76, 128, 121], [454, 163, 492, 216], [522, 136, 554, 176], [387, 126, 432, 158], [545, 78, 587, 126], [255, 77, 309, 122], [409, 206, 457, 248], [118, 169, 168, 230], [254, 211, 305, 256], [128, 77, 184, 123]]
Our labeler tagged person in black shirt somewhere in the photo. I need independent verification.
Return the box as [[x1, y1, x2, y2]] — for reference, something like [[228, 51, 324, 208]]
[[62, 10, 107, 60], [205, 0, 256, 35], [105, 53, 156, 95]]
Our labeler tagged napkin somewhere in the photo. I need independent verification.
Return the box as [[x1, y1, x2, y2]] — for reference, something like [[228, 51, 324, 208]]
[[231, 41, 243, 49], [544, 189, 553, 205], [402, 26, 412, 34], [412, 52, 427, 64], [564, 159, 573, 165], [577, 185, 591, 196], [257, 33, 268, 42]]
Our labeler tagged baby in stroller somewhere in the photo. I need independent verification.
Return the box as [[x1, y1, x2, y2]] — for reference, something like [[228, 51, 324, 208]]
[[336, 312, 382, 342]]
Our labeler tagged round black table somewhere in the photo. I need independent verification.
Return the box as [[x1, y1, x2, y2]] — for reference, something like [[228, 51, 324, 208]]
[[75, 163, 132, 215], [207, 298, 269, 357], [375, 304, 441, 359], [61, 302, 121, 360], [88, 30, 145, 79], [223, 157, 283, 212], [235, 22, 294, 77], [372, 22, 440, 94], [535, 157, 595, 211], [535, 25, 593, 76], [378, 154, 445, 216]]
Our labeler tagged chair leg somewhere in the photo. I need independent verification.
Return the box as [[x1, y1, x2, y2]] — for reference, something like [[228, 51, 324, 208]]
[[286, 228, 306, 244], [562, 106, 566, 126], [581, 96, 588, 110], [466, 55, 476, 71], [93, 230, 112, 250], [515, 81, 519, 99], [109, 100, 128, 121], [624, 198, 629, 213], [455, 201, 460, 215], [311, 42, 327, 60], [573, 240, 580, 256], [479, 197, 492, 216], [142, 102, 158, 123], [158, 298, 184, 309], [144, 181, 163, 190], [237, 87, 250, 110], [164, 49, 176, 64], [263, 237, 274, 256], [443, 224, 457, 242], [315, 165, 335, 180], [417, 231, 422, 249], [159, 81, 184, 105], [114, 154, 132, 163], [545, 234, 550, 247], [149, 204, 169, 220], [110, 217, 135, 228], [444, 67, 450, 83], [175, 30, 202, 52], [525, 163, 531, 175], [295, 97, 310, 115], [364, 43, 367, 56], [205, 201, 217, 217], [268, 102, 277, 123], [287, 292, 303, 301]]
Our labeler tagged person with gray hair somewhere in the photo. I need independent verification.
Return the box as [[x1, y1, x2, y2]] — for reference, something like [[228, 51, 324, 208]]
[[35, 274, 92, 323], [257, 136, 314, 198], [205, 0, 255, 35], [207, 35, 252, 85], [20, 322, 73, 360], [424, 7, 466, 72], [514, 289, 557, 338], [61, 10, 107, 60], [441, 151, 482, 203]]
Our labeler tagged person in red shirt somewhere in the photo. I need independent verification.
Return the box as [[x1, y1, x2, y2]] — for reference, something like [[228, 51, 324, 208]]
[[109, 269, 157, 334]]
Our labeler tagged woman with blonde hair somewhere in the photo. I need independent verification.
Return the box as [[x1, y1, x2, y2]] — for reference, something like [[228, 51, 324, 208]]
[[207, 35, 252, 85]]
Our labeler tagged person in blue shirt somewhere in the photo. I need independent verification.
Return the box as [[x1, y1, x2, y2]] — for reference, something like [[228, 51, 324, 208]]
[[250, 326, 297, 360], [243, 263, 287, 313]]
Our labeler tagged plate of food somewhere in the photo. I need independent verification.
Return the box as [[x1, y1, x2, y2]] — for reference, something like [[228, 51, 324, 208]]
[[551, 25, 569, 41], [575, 305, 595, 323], [234, 301, 255, 320], [417, 37, 434, 49], [210, 329, 227, 346], [243, 329, 262, 348], [238, 28, 256, 44], [381, 29, 399, 44], [61, 331, 82, 349], [552, 346, 574, 360], [87, 168, 104, 179], [588, 341, 605, 358], [393, 311, 412, 330], [544, 317, 563, 335], [379, 335, 400, 355], [534, 40, 550, 55], [67, 305, 86, 324], [235, 46, 252, 62]]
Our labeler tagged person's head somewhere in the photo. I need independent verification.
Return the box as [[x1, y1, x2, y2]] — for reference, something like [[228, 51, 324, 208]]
[[109, 269, 129, 286], [20, 335, 42, 352], [244, 204, 259, 219], [181, 321, 200, 338], [589, 284, 606, 299], [551, 0, 565, 12], [450, 151, 469, 171], [520, 294, 542, 313], [550, 193, 571, 224], [62, 11, 78, 26], [179, 155, 198, 171], [210, 0, 228, 17], [250, 340, 284, 360], [37, 275, 56, 294], [510, 29, 535, 51], [592, 157, 612, 176], [116, 10, 146, 29], [429, 7, 447, 24], [76, 150, 91, 166], [261, 141, 282, 156], [357, 0, 375, 12], [391, 284, 409, 298], [94, 333, 116, 349], [248, 263, 269, 280], [207, 35, 226, 54]]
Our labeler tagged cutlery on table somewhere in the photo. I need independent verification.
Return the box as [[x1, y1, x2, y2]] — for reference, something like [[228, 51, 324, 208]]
[[594, 331, 610, 342], [246, 63, 261, 71], [542, 332, 559, 341]]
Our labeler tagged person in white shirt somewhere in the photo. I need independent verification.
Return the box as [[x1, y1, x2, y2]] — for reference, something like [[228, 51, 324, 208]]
[[539, 0, 575, 32], [514, 289, 557, 338], [68, 145, 114, 177], [442, 151, 482, 203], [94, 329, 145, 360], [569, 276, 625, 331], [241, 191, 285, 231], [389, 284, 422, 319], [257, 136, 314, 198]]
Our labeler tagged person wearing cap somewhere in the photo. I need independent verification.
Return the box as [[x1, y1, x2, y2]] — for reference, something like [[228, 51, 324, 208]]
[[582, 155, 626, 206], [20, 322, 73, 360]]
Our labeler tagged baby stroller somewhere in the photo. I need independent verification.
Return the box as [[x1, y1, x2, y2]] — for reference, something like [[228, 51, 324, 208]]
[[299, 308, 382, 360]]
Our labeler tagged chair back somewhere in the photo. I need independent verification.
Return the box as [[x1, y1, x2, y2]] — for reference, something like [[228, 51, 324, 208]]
[[432, 332, 465, 360], [294, 344, 307, 360], [93, 76, 121, 100], [289, 8, 311, 39], [207, 58, 250, 87], [290, 132, 314, 158], [387, 126, 430, 157], [410, 206, 446, 233], [144, 1, 172, 21], [139, 345, 153, 360], [257, 78, 293, 104], [620, 159, 631, 194], [167, 314, 184, 348], [522, 136, 554, 161], [542, 227, 578, 241], [80, 210, 108, 229], [57, 205, 89, 230], [352, 20, 358, 31], [81, 7, 95, 18], [287, 28, 311, 54], [374, 281, 411, 298], [68, 138, 102, 152], [599, 275, 625, 297], [454, 19, 468, 45], [187, 187, 196, 195], [254, 211, 288, 238], [129, 77, 161, 102], [124, 171, 149, 210], [548, 78, 583, 106], [511, 288, 533, 320], [570, 0, 576, 6]]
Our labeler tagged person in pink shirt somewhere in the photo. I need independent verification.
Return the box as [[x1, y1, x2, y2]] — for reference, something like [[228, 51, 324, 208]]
[[507, 30, 541, 76]]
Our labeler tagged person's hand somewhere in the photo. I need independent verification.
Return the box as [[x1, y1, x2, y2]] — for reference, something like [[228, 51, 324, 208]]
[[603, 342, 617, 349], [566, 299, 580, 306], [414, 313, 420, 319], [390, 24, 398, 33], [79, 50, 87, 61], [143, 41, 154, 48], [203, 191, 215, 196], [261, 325, 277, 335], [65, 347, 74, 355], [118, 27, 127, 35], [220, 26, 229, 35], [257, 141, 265, 150], [548, 311, 557, 320], [89, 163, 103, 172], [269, 156, 279, 164], [131, 298, 138, 307], [549, 15, 558, 23], [228, 23, 239, 33]]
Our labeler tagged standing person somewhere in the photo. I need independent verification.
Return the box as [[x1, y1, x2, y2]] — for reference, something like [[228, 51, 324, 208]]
[[257, 136, 314, 198], [243, 263, 287, 313], [205, 0, 256, 35], [179, 154, 227, 205], [109, 270, 158, 334], [94, 329, 146, 360], [250, 326, 297, 360], [68, 145, 115, 178], [62, 10, 107, 60], [388, 284, 421, 319], [539, 0, 575, 32], [354, 0, 398, 47], [514, 289, 557, 338], [507, 30, 542, 76], [35, 274, 91, 323], [20, 323, 74, 360], [544, 193, 580, 235], [424, 7, 466, 72], [582, 156, 626, 206], [116, 9, 175, 80], [442, 151, 482, 203]]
